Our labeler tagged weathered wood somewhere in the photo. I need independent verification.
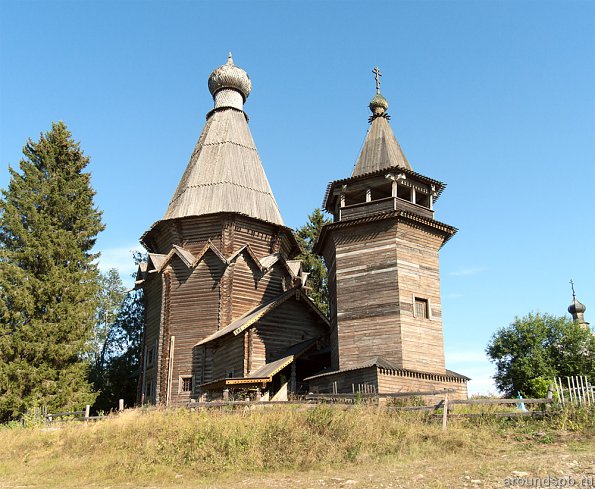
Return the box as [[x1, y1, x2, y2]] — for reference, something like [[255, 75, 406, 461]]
[[306, 388, 456, 399], [449, 398, 551, 405], [442, 393, 448, 431], [166, 335, 175, 406]]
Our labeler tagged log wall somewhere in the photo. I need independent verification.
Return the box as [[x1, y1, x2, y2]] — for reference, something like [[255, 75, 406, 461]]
[[230, 257, 286, 321], [140, 212, 316, 404], [211, 333, 245, 380]]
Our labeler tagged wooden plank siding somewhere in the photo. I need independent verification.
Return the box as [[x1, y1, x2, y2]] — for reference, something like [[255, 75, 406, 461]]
[[165, 253, 224, 404], [377, 370, 468, 401], [230, 257, 287, 321], [251, 297, 328, 372], [141, 273, 162, 404], [322, 216, 448, 375], [394, 225, 446, 373], [308, 367, 467, 401], [138, 210, 323, 405], [323, 219, 403, 370], [308, 367, 378, 394]]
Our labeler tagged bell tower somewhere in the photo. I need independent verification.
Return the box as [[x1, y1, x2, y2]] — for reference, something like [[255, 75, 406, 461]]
[[315, 69, 457, 375]]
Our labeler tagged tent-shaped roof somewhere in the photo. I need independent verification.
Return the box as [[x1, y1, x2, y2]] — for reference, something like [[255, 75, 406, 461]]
[[161, 55, 284, 226], [352, 114, 411, 177], [163, 109, 284, 225]]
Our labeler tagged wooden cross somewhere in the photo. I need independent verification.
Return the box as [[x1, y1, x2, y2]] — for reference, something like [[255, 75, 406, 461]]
[[372, 66, 382, 94], [570, 279, 576, 298]]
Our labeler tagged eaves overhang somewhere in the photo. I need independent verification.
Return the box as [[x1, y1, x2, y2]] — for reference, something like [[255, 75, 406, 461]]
[[313, 210, 458, 255], [322, 165, 447, 212]]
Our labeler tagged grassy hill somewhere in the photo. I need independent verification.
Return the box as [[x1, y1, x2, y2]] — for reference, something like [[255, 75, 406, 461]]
[[0, 404, 593, 488]]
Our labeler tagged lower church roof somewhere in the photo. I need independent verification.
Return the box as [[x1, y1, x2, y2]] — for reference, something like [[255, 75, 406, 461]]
[[304, 356, 470, 382], [195, 287, 329, 347]]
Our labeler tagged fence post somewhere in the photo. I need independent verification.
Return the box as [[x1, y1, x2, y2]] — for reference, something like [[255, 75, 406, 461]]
[[442, 393, 449, 432], [84, 405, 90, 420], [118, 399, 124, 412]]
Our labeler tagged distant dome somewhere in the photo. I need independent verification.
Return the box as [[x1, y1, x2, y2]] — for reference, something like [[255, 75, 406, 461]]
[[208, 53, 252, 102], [568, 298, 586, 315], [369, 93, 389, 114]]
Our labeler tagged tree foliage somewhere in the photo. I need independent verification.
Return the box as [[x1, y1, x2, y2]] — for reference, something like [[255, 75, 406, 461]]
[[295, 208, 331, 315], [486, 312, 595, 398], [90, 268, 127, 369], [91, 254, 145, 412], [0, 122, 104, 422]]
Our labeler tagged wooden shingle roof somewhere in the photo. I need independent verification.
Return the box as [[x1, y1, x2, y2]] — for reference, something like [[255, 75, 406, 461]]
[[162, 106, 284, 226], [304, 356, 470, 382], [352, 115, 411, 176], [194, 287, 329, 347]]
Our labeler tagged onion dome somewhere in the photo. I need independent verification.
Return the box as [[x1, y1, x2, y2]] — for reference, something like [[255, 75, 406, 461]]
[[568, 297, 586, 316], [208, 53, 252, 102], [369, 93, 389, 115]]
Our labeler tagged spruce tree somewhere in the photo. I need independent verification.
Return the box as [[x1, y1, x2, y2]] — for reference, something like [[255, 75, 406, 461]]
[[0, 122, 104, 422], [295, 208, 331, 315]]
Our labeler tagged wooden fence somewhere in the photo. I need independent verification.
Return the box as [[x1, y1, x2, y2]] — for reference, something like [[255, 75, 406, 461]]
[[41, 399, 125, 424], [553, 376, 593, 406], [32, 379, 594, 430]]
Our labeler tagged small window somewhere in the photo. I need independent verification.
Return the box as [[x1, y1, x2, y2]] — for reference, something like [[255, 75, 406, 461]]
[[147, 348, 154, 367], [181, 376, 193, 393], [145, 380, 153, 401], [414, 298, 429, 319]]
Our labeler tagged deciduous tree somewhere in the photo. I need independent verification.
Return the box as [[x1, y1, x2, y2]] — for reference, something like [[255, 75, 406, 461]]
[[91, 268, 127, 369], [91, 253, 145, 412], [486, 312, 594, 398], [0, 122, 104, 421]]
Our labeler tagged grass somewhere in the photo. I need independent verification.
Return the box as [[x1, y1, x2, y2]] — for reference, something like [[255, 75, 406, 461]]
[[0, 404, 593, 488]]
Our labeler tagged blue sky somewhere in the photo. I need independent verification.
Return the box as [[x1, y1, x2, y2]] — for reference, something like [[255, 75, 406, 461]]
[[1, 0, 593, 394]]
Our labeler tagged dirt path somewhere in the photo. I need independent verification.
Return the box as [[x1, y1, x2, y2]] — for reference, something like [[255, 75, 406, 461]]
[[207, 442, 594, 489]]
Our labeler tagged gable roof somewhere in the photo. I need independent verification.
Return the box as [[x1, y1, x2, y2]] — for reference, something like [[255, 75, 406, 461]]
[[194, 287, 329, 347], [352, 115, 411, 177], [162, 109, 284, 226], [246, 338, 319, 379], [135, 241, 310, 289]]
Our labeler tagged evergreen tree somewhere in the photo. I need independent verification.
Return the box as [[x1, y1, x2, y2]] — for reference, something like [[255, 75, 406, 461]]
[[0, 122, 104, 422], [295, 208, 331, 315]]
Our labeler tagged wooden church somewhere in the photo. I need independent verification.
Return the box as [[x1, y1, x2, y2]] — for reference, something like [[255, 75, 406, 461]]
[[136, 57, 468, 405], [135, 55, 330, 405]]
